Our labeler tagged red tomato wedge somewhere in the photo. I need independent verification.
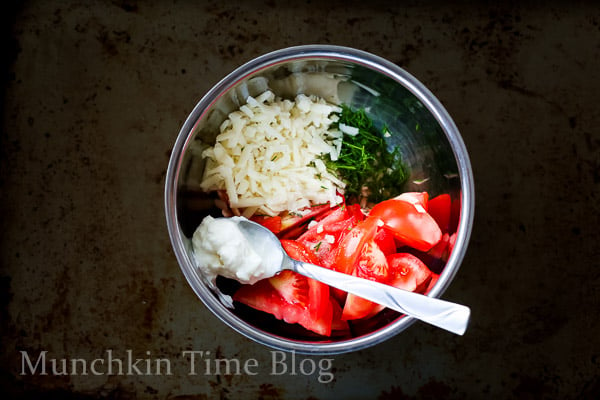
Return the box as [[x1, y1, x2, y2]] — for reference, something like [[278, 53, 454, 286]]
[[426, 230, 458, 262], [358, 252, 434, 319], [428, 194, 452, 233], [449, 195, 461, 234], [368, 199, 442, 252], [330, 297, 350, 332], [233, 240, 333, 336], [296, 204, 363, 269], [332, 216, 380, 275], [278, 203, 333, 239], [394, 191, 429, 209], [280, 240, 332, 326], [374, 227, 396, 256], [342, 240, 390, 320], [428, 232, 451, 261], [424, 273, 440, 294], [233, 279, 333, 336], [387, 253, 433, 294]]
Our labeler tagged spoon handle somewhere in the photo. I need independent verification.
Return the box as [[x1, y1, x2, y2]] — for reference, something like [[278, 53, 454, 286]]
[[292, 260, 470, 335]]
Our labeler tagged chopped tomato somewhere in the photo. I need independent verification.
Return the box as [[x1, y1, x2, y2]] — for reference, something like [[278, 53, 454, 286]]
[[428, 232, 451, 261], [449, 195, 461, 234], [268, 270, 309, 306], [427, 230, 458, 263], [297, 204, 363, 270], [297, 205, 350, 243], [387, 253, 433, 294], [332, 216, 380, 275], [374, 227, 397, 256], [394, 191, 429, 209], [280, 240, 332, 325], [278, 203, 333, 239], [448, 232, 457, 254], [428, 194, 451, 233], [280, 239, 320, 265], [342, 240, 390, 320], [233, 240, 333, 336], [369, 198, 442, 252], [250, 215, 282, 234], [353, 252, 434, 319], [233, 279, 333, 336], [330, 298, 350, 332], [233, 191, 447, 335], [424, 273, 440, 294]]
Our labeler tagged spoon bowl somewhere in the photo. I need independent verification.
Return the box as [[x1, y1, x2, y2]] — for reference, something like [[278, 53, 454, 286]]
[[236, 218, 470, 336]]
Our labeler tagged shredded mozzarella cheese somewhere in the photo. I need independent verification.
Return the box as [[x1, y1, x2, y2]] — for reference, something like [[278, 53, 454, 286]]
[[200, 90, 345, 216]]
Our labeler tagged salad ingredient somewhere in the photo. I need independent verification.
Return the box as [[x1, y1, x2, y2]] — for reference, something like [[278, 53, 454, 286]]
[[427, 193, 452, 233], [199, 90, 345, 216], [394, 191, 429, 210], [373, 227, 396, 256], [425, 273, 440, 294], [341, 240, 390, 320], [332, 216, 380, 275], [325, 105, 408, 204], [214, 192, 443, 335], [356, 252, 434, 319], [191, 216, 282, 285], [369, 198, 442, 252], [276, 203, 333, 239], [233, 239, 333, 336], [297, 204, 363, 270], [249, 215, 282, 234], [386, 253, 433, 294]]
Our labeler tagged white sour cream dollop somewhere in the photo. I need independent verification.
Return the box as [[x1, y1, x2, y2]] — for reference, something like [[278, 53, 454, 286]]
[[191, 216, 282, 285]]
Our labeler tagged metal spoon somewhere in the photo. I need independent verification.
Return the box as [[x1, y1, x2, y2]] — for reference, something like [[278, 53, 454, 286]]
[[236, 218, 470, 336]]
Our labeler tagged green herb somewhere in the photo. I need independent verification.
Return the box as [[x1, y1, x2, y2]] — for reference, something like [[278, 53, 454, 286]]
[[326, 105, 408, 203], [313, 242, 322, 251]]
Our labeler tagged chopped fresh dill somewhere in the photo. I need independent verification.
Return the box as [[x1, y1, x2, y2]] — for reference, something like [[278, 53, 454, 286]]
[[326, 105, 408, 203]]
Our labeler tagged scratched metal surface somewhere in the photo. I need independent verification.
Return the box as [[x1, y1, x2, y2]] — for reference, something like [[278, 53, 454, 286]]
[[1, 1, 599, 399]]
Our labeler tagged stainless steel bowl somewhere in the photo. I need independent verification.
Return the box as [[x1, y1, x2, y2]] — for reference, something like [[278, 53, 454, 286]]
[[165, 45, 474, 354]]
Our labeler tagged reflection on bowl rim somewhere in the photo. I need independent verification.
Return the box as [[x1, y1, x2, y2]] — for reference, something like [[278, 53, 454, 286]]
[[165, 44, 475, 355]]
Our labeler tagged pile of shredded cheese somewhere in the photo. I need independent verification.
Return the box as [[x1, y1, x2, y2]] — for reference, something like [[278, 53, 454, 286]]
[[200, 90, 346, 217]]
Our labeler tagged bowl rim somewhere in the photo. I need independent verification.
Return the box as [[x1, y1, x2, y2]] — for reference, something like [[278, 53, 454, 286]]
[[165, 44, 475, 355]]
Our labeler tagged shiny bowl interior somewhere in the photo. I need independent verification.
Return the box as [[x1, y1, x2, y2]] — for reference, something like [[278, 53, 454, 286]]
[[165, 45, 474, 355]]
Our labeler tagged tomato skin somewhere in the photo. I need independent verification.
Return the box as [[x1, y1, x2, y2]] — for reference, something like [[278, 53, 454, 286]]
[[369, 199, 442, 252], [428, 194, 452, 233]]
